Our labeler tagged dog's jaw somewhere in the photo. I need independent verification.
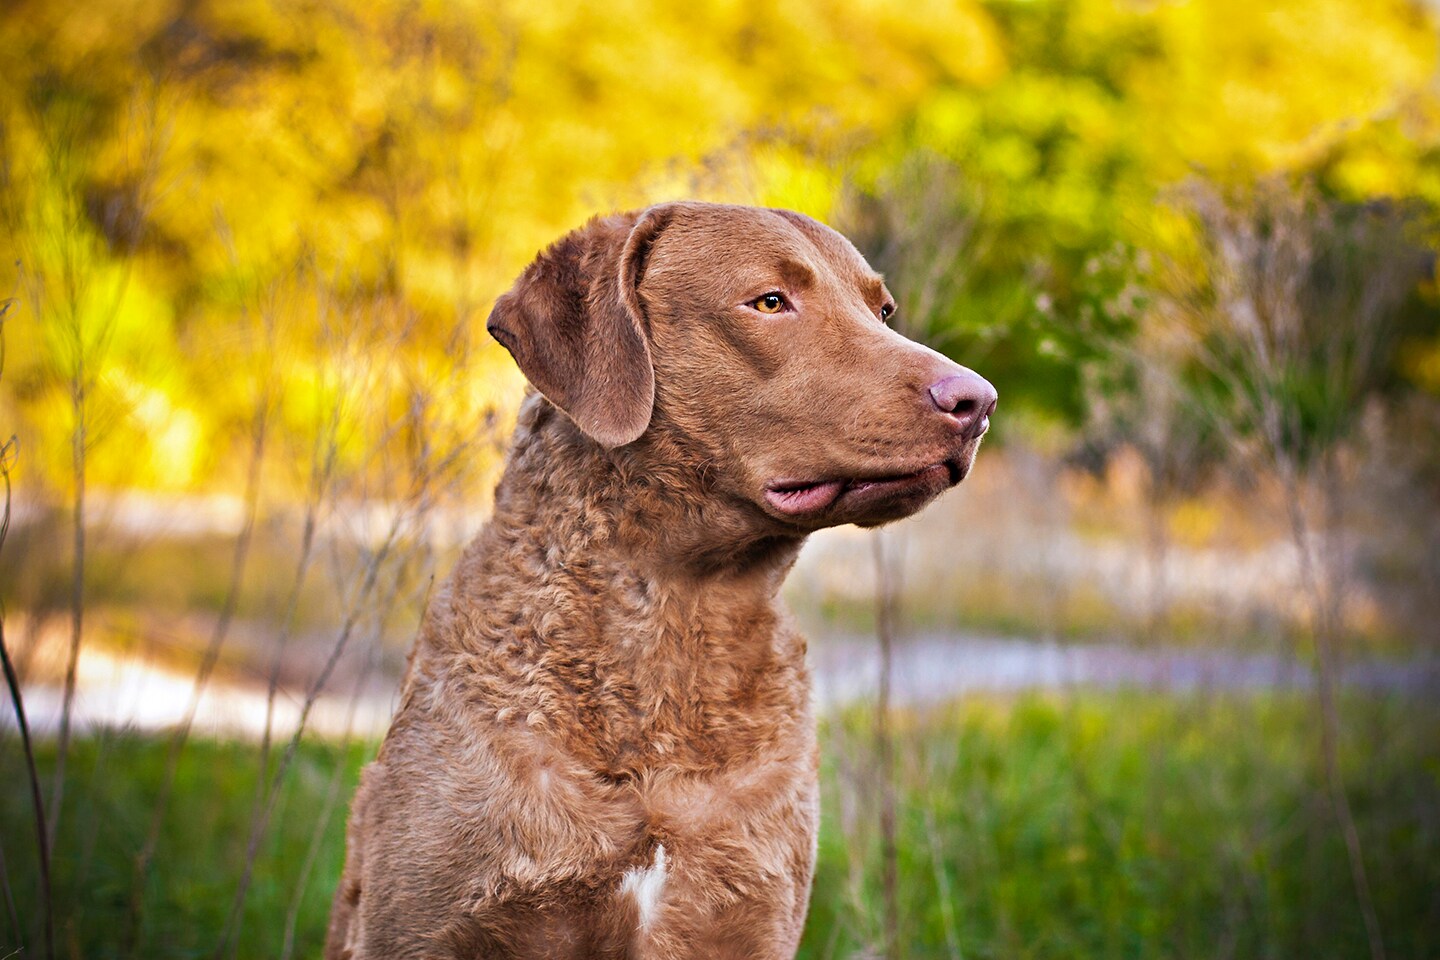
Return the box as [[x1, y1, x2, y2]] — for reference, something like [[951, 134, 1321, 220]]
[[763, 460, 952, 519], [758, 432, 986, 530]]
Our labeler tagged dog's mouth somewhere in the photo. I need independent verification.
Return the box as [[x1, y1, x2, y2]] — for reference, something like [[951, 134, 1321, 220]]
[[764, 458, 965, 518]]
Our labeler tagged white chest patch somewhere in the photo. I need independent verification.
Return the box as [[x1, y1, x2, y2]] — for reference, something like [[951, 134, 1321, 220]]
[[619, 844, 668, 930]]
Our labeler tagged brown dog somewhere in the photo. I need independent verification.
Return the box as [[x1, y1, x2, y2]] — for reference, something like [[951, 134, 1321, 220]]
[[326, 202, 996, 959]]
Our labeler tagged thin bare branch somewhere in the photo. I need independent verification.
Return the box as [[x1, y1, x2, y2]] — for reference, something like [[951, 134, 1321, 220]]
[[0, 432, 52, 960], [123, 390, 271, 949], [215, 480, 430, 959], [871, 532, 901, 960]]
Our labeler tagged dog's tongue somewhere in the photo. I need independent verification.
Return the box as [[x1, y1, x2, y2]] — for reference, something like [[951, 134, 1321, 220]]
[[765, 480, 845, 515]]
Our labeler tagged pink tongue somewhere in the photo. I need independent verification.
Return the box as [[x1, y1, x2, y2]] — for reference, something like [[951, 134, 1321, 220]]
[[765, 480, 844, 515]]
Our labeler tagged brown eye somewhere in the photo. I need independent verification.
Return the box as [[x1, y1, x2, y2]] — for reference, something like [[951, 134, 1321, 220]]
[[880, 303, 895, 322], [753, 292, 787, 314]]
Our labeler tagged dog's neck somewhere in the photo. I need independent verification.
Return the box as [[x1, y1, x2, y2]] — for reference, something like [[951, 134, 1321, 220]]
[[491, 395, 805, 593], [437, 397, 810, 770]]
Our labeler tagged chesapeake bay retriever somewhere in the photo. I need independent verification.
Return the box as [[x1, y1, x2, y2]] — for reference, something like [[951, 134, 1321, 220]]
[[326, 201, 997, 959]]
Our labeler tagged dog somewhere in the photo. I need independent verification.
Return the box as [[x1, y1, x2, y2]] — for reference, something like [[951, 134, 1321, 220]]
[[326, 201, 996, 959]]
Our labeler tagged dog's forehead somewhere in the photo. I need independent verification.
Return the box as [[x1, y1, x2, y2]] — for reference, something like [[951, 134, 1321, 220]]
[[650, 203, 881, 289]]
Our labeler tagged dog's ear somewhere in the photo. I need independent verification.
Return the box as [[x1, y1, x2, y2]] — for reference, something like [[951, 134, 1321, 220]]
[[487, 207, 671, 448]]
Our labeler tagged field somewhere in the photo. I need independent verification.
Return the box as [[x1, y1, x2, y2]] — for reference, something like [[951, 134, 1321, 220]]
[[3, 691, 1436, 959], [3, 0, 1439, 956]]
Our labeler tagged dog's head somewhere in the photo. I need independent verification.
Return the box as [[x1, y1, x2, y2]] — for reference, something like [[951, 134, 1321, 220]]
[[488, 202, 995, 532]]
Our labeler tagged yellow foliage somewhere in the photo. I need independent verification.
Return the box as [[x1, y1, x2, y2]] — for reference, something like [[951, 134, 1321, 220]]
[[0, 0, 1435, 494], [1134, 0, 1437, 175]]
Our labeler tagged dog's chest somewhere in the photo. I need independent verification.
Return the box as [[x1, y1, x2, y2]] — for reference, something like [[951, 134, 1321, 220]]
[[591, 742, 820, 953], [526, 607, 801, 777], [436, 543, 818, 950], [431, 711, 817, 956]]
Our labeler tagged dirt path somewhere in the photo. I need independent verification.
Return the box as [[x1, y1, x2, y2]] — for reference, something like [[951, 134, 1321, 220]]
[[810, 634, 1438, 709], [8, 633, 1434, 742]]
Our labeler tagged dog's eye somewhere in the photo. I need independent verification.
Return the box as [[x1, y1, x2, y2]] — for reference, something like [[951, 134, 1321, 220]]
[[880, 303, 895, 323], [752, 293, 787, 315]]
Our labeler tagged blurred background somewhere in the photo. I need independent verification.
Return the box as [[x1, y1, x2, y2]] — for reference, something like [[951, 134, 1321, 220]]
[[1, 0, 1438, 957]]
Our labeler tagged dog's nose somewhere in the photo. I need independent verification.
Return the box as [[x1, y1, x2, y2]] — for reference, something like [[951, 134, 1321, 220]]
[[928, 371, 997, 438]]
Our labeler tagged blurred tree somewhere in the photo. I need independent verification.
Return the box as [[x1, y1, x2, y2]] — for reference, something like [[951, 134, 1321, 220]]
[[1074, 245, 1226, 633], [1149, 178, 1432, 960], [1166, 183, 1431, 471], [0, 0, 1435, 494]]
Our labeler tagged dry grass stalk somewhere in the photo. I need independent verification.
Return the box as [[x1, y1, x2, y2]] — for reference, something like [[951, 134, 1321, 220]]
[[0, 293, 54, 960]]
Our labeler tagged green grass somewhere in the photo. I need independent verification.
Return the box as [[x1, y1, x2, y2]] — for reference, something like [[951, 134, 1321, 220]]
[[806, 693, 1440, 959], [2, 692, 1436, 959], [0, 736, 369, 959]]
